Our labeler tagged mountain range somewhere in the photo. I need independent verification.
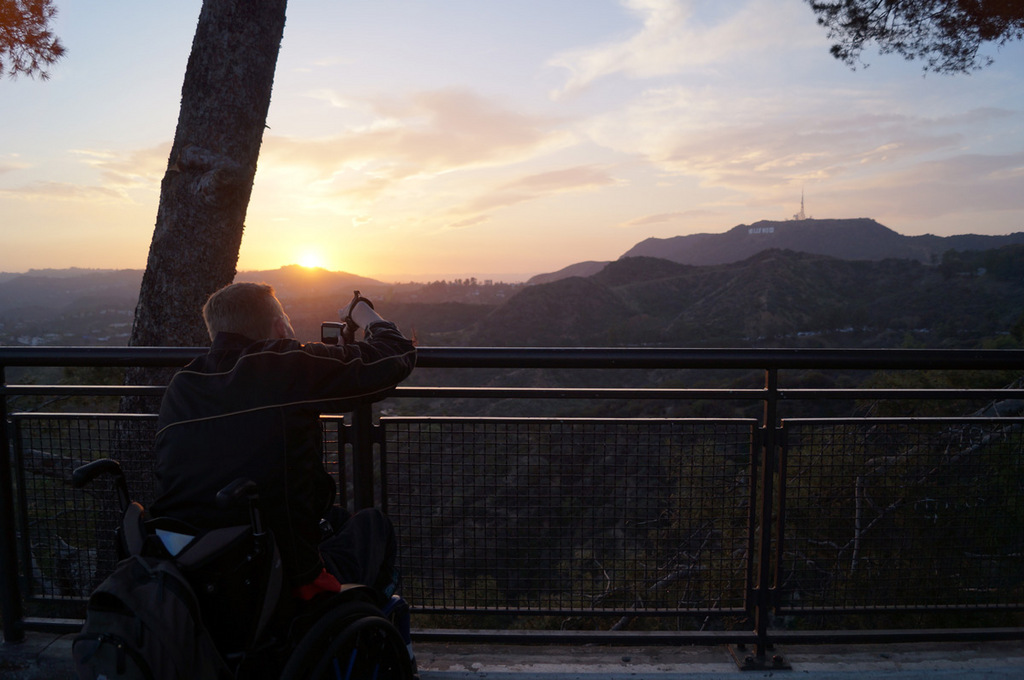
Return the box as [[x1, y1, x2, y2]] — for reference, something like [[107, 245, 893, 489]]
[[469, 246, 1024, 348], [4, 218, 1024, 349], [529, 218, 1024, 284]]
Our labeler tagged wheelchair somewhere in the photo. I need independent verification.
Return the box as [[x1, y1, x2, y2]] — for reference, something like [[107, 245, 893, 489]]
[[73, 458, 417, 680]]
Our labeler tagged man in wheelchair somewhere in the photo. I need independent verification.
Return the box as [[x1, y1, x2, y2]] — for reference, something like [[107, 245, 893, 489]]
[[148, 282, 417, 676], [151, 282, 414, 600]]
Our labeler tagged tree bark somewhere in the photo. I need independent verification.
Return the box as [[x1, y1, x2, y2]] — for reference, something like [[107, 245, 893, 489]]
[[132, 0, 287, 350], [124, 0, 287, 410]]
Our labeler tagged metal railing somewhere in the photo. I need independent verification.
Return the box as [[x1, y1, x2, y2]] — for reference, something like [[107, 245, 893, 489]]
[[3, 346, 1024, 666]]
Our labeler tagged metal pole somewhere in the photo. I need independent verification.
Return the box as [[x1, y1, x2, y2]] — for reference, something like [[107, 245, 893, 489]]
[[0, 365, 26, 642], [350, 404, 375, 510], [754, 367, 779, 661]]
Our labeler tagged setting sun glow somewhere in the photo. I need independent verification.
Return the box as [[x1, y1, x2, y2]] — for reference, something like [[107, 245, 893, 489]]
[[297, 251, 327, 270]]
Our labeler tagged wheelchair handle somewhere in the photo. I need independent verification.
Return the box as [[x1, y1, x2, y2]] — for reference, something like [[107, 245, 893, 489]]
[[72, 458, 122, 488], [72, 458, 131, 513], [215, 478, 259, 508], [216, 478, 264, 536]]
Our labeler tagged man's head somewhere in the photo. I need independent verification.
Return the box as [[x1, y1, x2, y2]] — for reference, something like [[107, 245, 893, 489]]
[[202, 282, 295, 342]]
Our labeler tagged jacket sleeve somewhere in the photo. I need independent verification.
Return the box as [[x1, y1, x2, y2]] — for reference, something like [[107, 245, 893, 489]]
[[271, 321, 417, 408]]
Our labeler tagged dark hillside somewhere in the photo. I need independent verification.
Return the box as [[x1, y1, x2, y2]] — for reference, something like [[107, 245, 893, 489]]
[[619, 218, 1024, 267], [469, 275, 634, 346], [590, 256, 693, 287], [467, 248, 1024, 349]]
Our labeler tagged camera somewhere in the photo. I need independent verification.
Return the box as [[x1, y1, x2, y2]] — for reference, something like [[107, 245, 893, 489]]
[[320, 321, 347, 345], [320, 291, 372, 345]]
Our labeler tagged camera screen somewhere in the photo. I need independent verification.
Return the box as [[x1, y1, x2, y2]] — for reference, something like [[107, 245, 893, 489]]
[[321, 322, 344, 345]]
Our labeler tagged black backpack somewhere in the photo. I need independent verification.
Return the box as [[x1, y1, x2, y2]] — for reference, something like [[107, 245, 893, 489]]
[[73, 553, 230, 680]]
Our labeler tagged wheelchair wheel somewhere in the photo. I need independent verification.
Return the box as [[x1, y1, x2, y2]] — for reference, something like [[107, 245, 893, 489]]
[[279, 601, 415, 680]]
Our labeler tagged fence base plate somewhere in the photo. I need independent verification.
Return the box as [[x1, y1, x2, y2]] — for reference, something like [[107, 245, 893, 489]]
[[729, 644, 792, 671]]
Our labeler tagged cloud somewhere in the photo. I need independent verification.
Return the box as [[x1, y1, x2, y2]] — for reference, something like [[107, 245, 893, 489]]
[[618, 209, 719, 228], [72, 145, 168, 190], [837, 151, 1024, 219], [0, 158, 29, 175], [0, 145, 168, 206], [580, 85, 997, 193], [303, 88, 368, 111], [445, 165, 619, 227], [549, 0, 823, 95], [497, 165, 617, 194], [0, 181, 124, 202], [260, 88, 572, 202]]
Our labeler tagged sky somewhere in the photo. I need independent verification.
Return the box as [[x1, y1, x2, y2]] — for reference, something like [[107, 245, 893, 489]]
[[2, 0, 1023, 282]]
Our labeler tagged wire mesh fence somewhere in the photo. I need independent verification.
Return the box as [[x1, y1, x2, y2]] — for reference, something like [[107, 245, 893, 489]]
[[7, 411, 1024, 635], [778, 418, 1024, 619], [383, 418, 756, 629], [9, 414, 156, 618], [10, 412, 1024, 631]]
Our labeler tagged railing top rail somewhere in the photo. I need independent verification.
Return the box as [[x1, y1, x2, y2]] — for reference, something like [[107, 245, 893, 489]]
[[2, 345, 1024, 370], [415, 347, 1024, 370], [0, 346, 202, 367]]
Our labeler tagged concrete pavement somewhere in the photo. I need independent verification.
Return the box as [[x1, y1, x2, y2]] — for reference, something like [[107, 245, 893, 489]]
[[3, 630, 1024, 679]]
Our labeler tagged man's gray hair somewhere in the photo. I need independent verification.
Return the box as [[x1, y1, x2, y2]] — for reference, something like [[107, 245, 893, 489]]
[[202, 282, 284, 341]]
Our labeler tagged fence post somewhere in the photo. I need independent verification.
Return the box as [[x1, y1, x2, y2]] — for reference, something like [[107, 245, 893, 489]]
[[350, 404, 376, 510], [753, 367, 779, 662], [0, 365, 26, 642]]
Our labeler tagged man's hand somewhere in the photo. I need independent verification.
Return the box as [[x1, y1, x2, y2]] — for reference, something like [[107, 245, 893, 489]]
[[340, 292, 384, 331], [347, 301, 384, 330]]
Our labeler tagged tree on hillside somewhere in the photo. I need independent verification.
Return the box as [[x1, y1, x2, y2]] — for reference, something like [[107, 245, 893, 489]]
[[807, 0, 1024, 73], [0, 0, 65, 79]]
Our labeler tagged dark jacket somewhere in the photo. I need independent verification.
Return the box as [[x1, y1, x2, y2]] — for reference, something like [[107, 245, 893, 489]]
[[150, 321, 415, 586]]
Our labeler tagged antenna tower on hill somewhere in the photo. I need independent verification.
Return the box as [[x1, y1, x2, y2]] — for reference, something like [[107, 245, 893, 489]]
[[792, 189, 809, 220]]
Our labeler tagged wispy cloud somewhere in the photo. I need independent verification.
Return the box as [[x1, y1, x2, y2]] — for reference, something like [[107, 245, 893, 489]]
[[548, 0, 823, 96], [260, 88, 573, 202], [834, 151, 1024, 219], [0, 157, 29, 175], [445, 165, 619, 226], [580, 86, 1003, 193], [72, 145, 168, 190], [0, 181, 124, 202], [0, 145, 166, 204], [618, 209, 719, 228]]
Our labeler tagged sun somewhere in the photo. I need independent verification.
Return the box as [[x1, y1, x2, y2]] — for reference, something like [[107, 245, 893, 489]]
[[297, 250, 327, 270]]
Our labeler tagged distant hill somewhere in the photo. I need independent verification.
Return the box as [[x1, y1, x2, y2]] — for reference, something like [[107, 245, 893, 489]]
[[467, 247, 1024, 348], [620, 218, 1024, 266], [0, 269, 143, 320], [0, 266, 515, 346], [526, 261, 610, 285], [0, 267, 389, 319], [236, 266, 389, 300]]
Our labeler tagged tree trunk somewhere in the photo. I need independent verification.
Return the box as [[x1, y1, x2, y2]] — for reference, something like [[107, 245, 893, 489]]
[[123, 0, 287, 413], [116, 0, 288, 524]]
